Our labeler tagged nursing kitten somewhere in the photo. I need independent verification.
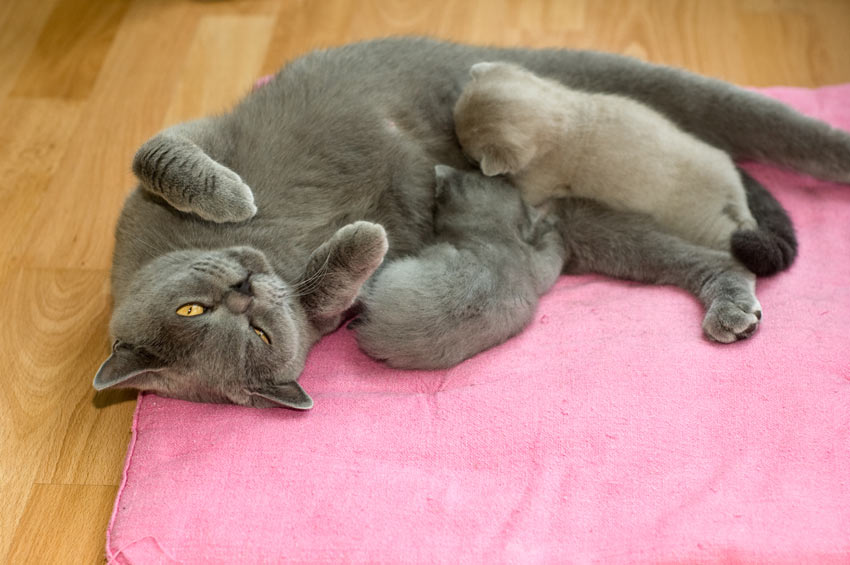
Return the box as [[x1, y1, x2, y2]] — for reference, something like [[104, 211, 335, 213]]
[[95, 38, 850, 408], [454, 61, 796, 276], [354, 166, 564, 369]]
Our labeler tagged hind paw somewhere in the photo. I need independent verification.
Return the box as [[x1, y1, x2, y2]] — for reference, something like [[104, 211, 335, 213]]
[[702, 296, 763, 343]]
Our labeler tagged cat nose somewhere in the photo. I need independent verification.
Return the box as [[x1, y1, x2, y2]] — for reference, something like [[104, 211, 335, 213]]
[[233, 274, 253, 296], [225, 292, 253, 314]]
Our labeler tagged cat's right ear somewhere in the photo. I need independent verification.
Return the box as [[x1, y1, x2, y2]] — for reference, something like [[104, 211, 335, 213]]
[[93, 342, 166, 391]]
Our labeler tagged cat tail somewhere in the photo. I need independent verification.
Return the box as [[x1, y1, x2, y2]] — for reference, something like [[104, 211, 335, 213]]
[[513, 49, 850, 183], [132, 118, 257, 223], [729, 168, 797, 277]]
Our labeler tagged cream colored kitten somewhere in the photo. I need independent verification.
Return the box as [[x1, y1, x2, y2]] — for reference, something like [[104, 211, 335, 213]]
[[454, 61, 758, 250]]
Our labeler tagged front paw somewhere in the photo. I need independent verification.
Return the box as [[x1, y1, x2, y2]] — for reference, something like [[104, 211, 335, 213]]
[[191, 165, 257, 223], [330, 221, 389, 276], [702, 296, 763, 343]]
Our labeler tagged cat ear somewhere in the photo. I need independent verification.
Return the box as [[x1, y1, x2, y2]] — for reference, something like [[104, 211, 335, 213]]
[[93, 342, 166, 391], [470, 62, 499, 79], [434, 164, 457, 181], [479, 145, 519, 176], [247, 381, 313, 411], [434, 165, 458, 197]]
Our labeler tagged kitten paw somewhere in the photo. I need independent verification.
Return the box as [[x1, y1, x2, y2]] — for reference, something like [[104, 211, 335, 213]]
[[192, 165, 257, 223], [702, 296, 763, 343]]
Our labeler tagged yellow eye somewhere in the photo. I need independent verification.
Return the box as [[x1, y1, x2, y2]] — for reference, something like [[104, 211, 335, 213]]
[[253, 326, 271, 345], [176, 303, 206, 317]]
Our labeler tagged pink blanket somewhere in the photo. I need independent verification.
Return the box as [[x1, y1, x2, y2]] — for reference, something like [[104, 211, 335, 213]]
[[106, 87, 850, 564]]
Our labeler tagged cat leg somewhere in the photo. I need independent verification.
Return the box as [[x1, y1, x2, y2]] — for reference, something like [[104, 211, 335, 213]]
[[556, 198, 762, 343], [298, 221, 389, 335], [730, 168, 798, 276], [508, 49, 850, 182], [132, 118, 257, 223]]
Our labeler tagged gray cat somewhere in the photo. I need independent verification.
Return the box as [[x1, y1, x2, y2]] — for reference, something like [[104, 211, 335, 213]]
[[94, 37, 850, 409], [354, 165, 564, 369]]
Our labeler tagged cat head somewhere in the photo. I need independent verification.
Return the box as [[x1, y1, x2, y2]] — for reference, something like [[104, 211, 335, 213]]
[[454, 61, 546, 177], [95, 228, 387, 409], [433, 165, 541, 241]]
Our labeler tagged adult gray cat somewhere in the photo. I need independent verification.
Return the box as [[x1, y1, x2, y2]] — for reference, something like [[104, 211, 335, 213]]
[[355, 165, 564, 369], [95, 37, 850, 409]]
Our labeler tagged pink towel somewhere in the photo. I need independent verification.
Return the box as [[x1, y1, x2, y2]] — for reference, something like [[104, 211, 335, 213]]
[[106, 86, 850, 564]]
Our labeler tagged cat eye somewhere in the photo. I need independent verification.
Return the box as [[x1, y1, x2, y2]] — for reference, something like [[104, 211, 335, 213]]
[[176, 303, 206, 317], [252, 326, 271, 345]]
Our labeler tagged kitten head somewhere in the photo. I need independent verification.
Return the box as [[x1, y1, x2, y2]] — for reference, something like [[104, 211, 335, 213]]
[[95, 246, 317, 409], [433, 165, 541, 242], [454, 62, 549, 177]]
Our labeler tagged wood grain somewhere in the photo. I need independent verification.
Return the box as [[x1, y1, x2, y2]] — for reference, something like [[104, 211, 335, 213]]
[[1, 0, 848, 562], [5, 484, 118, 564]]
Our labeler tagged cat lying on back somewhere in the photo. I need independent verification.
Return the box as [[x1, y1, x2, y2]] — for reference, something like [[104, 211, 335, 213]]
[[354, 166, 564, 369], [454, 61, 796, 276]]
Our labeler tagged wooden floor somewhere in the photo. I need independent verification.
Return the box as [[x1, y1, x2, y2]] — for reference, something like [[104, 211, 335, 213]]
[[1, 0, 848, 562]]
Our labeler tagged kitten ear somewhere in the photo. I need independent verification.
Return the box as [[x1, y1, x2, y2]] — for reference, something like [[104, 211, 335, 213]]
[[434, 164, 457, 181], [479, 145, 519, 176], [434, 165, 458, 197], [93, 342, 165, 391], [248, 381, 313, 411], [470, 62, 499, 79]]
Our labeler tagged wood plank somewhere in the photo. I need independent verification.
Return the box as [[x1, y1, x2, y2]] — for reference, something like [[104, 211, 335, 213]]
[[5, 484, 118, 564], [0, 0, 59, 98], [11, 0, 132, 100], [0, 99, 83, 281], [0, 268, 116, 560], [163, 14, 278, 125]]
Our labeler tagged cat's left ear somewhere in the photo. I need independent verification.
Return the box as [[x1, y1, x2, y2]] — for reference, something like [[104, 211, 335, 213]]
[[93, 342, 166, 391], [247, 381, 313, 411], [479, 144, 520, 176]]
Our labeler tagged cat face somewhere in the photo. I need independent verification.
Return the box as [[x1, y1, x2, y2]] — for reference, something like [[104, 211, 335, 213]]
[[95, 246, 315, 409]]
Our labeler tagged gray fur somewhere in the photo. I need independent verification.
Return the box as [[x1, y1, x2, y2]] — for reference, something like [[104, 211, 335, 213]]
[[100, 37, 850, 407], [354, 166, 564, 369]]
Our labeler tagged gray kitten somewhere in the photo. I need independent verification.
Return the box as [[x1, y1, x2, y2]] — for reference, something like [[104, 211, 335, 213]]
[[96, 38, 850, 409], [354, 166, 564, 369]]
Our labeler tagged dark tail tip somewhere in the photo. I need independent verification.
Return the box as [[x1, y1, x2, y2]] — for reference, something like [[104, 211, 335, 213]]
[[732, 167, 799, 277], [731, 228, 797, 277]]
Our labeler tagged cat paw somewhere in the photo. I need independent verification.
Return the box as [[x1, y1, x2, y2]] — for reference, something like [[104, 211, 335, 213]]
[[191, 165, 257, 223], [331, 221, 389, 275], [702, 296, 763, 343]]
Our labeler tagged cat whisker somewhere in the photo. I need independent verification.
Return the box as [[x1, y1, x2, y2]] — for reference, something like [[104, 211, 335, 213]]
[[288, 252, 333, 298]]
